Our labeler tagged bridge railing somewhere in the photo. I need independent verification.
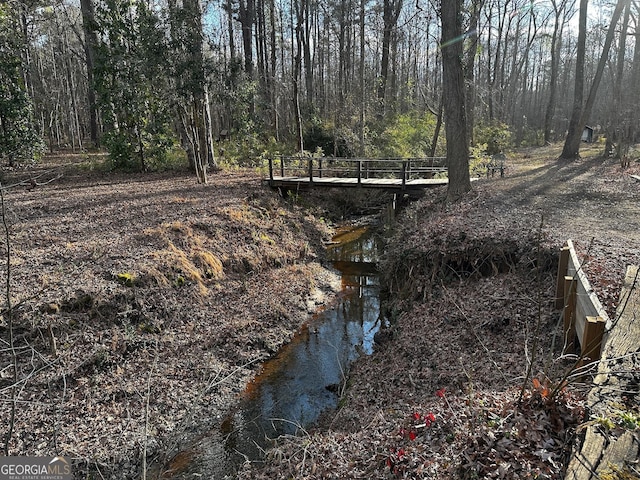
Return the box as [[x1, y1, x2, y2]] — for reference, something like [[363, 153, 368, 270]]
[[268, 156, 448, 185]]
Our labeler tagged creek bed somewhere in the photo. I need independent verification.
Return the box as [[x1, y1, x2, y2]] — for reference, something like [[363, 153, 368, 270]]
[[223, 225, 383, 471], [159, 224, 384, 478]]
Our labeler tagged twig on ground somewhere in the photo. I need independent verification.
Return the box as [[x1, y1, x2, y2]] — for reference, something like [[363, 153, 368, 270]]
[[1, 181, 17, 455], [519, 216, 545, 403], [142, 338, 159, 480], [444, 286, 510, 384]]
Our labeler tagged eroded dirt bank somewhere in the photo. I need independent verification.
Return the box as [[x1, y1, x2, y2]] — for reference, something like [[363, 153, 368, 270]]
[[238, 145, 640, 479], [0, 159, 370, 478]]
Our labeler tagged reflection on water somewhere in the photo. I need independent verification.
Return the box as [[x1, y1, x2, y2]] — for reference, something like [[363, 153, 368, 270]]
[[224, 225, 382, 467]]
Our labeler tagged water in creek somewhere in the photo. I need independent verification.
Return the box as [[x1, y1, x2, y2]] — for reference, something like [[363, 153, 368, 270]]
[[157, 225, 384, 478], [222, 225, 383, 471]]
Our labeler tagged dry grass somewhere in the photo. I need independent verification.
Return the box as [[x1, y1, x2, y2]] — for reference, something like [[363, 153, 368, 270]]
[[143, 221, 225, 296]]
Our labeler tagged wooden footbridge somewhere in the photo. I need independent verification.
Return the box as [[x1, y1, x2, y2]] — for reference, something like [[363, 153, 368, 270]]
[[266, 156, 449, 192]]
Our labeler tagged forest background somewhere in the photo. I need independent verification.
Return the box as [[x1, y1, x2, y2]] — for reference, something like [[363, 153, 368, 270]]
[[2, 0, 640, 175]]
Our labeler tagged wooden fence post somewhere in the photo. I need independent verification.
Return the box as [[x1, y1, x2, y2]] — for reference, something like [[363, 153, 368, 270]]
[[563, 275, 577, 354], [580, 316, 606, 365], [308, 158, 314, 185], [280, 156, 285, 177], [555, 245, 570, 309], [268, 157, 274, 182], [357, 160, 362, 185]]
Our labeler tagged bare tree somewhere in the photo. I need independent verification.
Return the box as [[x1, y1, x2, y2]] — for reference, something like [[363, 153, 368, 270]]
[[465, 0, 484, 146], [79, 0, 100, 147], [441, 0, 471, 201], [561, 0, 629, 159], [608, 0, 632, 158], [293, 0, 305, 151], [378, 0, 403, 115], [631, 2, 640, 142], [544, 0, 574, 144], [559, 0, 588, 159]]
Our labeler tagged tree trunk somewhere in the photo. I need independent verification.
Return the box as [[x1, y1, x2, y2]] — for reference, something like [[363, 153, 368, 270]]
[[203, 83, 218, 170], [577, 0, 628, 131], [238, 0, 255, 76], [293, 0, 304, 152], [631, 4, 640, 142], [224, 0, 235, 59], [255, 0, 267, 94], [378, 0, 403, 116], [559, 0, 588, 160], [358, 0, 365, 155], [338, 0, 346, 107], [544, 0, 565, 144], [429, 96, 443, 158], [79, 0, 100, 147], [269, 0, 278, 138], [610, 0, 631, 156], [562, 0, 629, 159], [464, 0, 483, 147], [302, 0, 312, 106], [441, 0, 471, 202]]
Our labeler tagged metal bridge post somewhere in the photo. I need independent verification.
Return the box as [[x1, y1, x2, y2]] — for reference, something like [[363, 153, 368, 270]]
[[402, 160, 407, 189]]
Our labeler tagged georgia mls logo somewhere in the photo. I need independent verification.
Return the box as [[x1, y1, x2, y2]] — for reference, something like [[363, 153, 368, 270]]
[[0, 456, 72, 480]]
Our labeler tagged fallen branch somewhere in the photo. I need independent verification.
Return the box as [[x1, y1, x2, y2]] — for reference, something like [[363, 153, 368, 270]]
[[0, 169, 63, 191]]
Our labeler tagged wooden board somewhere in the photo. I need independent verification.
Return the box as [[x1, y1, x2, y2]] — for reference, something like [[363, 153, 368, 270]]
[[565, 265, 640, 480], [566, 240, 611, 330], [268, 176, 449, 190]]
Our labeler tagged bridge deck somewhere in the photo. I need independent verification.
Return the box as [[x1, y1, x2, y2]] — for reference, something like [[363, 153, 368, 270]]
[[266, 156, 450, 191], [268, 176, 448, 190]]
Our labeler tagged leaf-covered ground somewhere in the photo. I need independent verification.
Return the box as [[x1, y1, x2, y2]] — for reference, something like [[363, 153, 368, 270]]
[[0, 156, 346, 478], [237, 144, 640, 479], [1, 144, 638, 479]]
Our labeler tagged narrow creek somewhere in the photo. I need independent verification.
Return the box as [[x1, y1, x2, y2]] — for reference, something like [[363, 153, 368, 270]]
[[158, 224, 384, 478], [222, 224, 383, 474]]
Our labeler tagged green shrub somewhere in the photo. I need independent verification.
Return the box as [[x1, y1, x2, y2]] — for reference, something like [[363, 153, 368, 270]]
[[475, 122, 512, 155], [219, 134, 286, 168], [104, 129, 183, 172], [375, 112, 441, 158], [104, 131, 139, 170], [518, 127, 544, 147], [303, 118, 354, 157], [469, 142, 489, 174]]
